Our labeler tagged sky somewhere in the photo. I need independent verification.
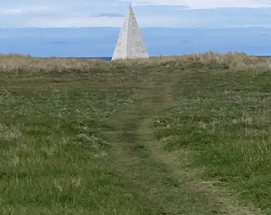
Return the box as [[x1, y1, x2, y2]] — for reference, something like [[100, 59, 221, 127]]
[[0, 0, 270, 57]]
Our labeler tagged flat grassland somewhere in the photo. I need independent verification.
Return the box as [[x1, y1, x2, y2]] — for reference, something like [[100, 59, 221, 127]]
[[1, 52, 271, 214]]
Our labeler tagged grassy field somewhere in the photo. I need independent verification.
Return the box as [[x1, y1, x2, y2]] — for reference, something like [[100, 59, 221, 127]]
[[1, 52, 271, 214]]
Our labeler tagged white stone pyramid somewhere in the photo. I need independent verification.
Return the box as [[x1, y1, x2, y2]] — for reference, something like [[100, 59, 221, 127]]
[[112, 5, 149, 61]]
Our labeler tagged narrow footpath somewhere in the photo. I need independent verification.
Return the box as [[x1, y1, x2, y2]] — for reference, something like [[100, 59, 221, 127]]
[[107, 72, 262, 215]]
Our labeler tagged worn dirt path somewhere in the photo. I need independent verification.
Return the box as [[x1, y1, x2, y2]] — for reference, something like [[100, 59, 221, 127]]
[[107, 72, 262, 215]]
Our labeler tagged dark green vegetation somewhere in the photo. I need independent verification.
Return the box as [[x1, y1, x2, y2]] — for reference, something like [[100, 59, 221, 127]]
[[0, 53, 271, 214]]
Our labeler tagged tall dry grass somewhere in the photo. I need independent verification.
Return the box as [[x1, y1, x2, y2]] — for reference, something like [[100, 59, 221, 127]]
[[0, 52, 270, 73], [0, 54, 110, 73]]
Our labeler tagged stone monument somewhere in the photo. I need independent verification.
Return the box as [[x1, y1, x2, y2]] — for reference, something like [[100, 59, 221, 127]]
[[112, 5, 149, 61]]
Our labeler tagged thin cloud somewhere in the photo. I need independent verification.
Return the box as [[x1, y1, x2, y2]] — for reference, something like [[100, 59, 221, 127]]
[[128, 0, 271, 9], [93, 13, 124, 17], [0, 0, 271, 28], [0, 6, 52, 15], [27, 17, 123, 28]]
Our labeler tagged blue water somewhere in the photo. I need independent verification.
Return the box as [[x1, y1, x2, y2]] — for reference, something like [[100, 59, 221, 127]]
[[93, 57, 112, 61], [0, 27, 270, 57]]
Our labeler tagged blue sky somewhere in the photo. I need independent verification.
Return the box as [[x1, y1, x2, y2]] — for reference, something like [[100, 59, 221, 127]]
[[0, 0, 271, 57]]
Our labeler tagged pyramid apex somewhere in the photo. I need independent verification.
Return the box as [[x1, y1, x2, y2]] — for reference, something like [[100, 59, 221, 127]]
[[112, 3, 149, 61]]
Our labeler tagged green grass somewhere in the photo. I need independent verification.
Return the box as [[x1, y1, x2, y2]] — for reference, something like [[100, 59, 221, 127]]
[[0, 88, 153, 214], [1, 54, 271, 214], [153, 69, 271, 213]]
